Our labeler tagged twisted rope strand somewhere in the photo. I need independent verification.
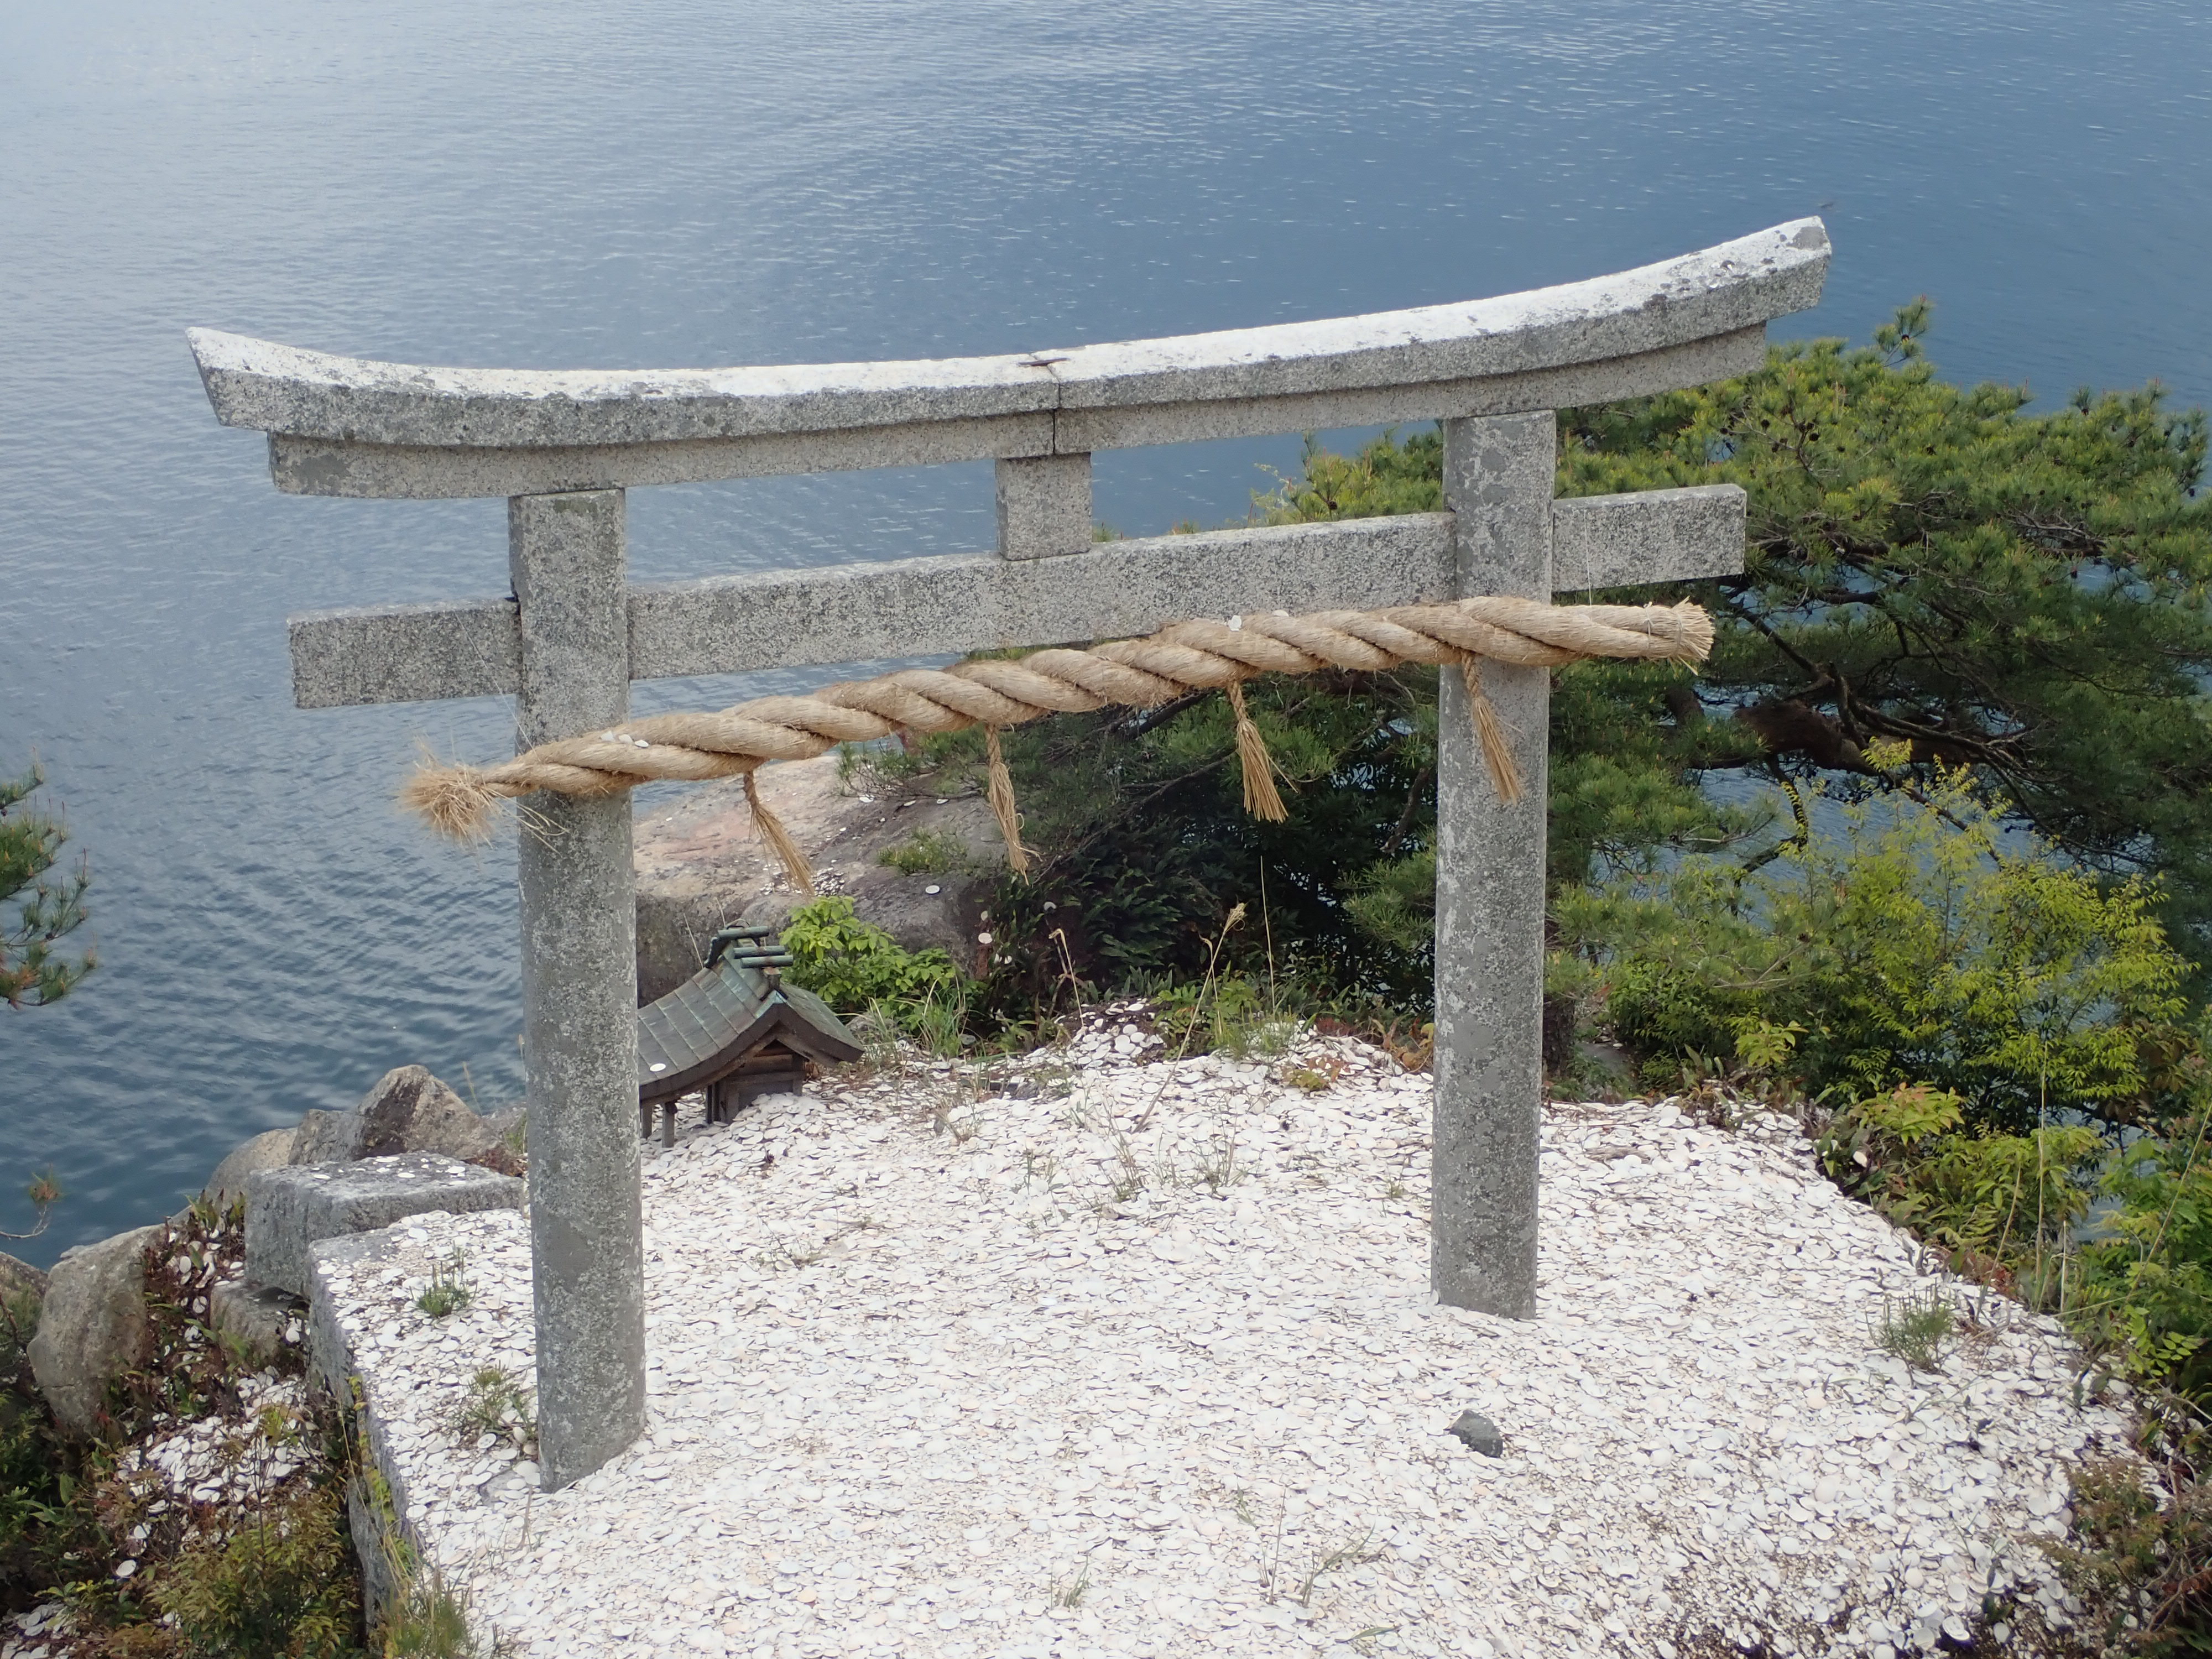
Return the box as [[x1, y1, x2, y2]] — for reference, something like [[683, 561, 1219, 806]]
[[400, 594, 1713, 884]]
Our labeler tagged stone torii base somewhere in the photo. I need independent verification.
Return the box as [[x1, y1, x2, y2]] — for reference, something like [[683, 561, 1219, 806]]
[[191, 217, 1828, 1485]]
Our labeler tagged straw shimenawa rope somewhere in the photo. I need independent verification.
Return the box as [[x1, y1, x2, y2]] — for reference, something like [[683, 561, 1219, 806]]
[[401, 595, 1713, 890]]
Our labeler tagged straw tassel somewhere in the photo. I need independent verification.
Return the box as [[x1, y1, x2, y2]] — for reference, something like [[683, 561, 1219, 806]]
[[983, 727, 1031, 876], [1458, 659, 1525, 804], [1227, 682, 1289, 823], [744, 769, 816, 893]]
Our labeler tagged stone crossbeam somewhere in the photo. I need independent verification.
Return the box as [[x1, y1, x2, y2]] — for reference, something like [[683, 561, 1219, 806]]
[[191, 220, 1827, 500], [286, 486, 1745, 709], [193, 218, 1829, 1490]]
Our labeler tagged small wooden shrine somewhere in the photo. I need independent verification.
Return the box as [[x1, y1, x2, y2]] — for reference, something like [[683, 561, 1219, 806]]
[[637, 925, 862, 1144]]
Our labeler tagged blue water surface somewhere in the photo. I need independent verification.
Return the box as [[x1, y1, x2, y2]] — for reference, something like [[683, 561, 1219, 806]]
[[2, 0, 2207, 1260]]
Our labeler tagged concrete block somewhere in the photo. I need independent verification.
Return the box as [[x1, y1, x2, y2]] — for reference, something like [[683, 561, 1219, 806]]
[[995, 453, 1093, 560], [243, 1155, 524, 1298]]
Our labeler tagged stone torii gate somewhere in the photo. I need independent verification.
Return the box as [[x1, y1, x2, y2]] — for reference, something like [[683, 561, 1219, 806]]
[[190, 218, 1828, 1488]]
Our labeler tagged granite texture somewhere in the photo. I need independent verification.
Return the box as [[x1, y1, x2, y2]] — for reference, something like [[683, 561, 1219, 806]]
[[508, 491, 649, 1490], [1432, 412, 1556, 1318], [265, 410, 1056, 500], [199, 221, 1827, 499], [243, 1154, 524, 1298], [283, 515, 1459, 709], [994, 452, 1093, 561], [1550, 482, 1745, 591], [203, 1127, 299, 1208], [289, 595, 519, 710]]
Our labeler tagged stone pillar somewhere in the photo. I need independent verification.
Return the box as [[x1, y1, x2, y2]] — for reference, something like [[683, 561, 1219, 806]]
[[1432, 412, 1554, 1317], [508, 489, 646, 1488]]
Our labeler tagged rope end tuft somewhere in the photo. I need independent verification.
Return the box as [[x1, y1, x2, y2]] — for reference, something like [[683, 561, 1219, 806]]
[[1458, 661, 1526, 805], [400, 764, 506, 842], [983, 728, 1032, 877], [1227, 683, 1290, 823], [744, 769, 816, 894]]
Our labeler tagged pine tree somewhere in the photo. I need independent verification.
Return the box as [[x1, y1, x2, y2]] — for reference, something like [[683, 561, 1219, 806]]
[[1, 764, 93, 1007]]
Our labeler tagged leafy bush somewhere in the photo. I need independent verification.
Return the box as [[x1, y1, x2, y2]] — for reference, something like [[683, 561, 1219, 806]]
[[141, 1482, 361, 1659], [1562, 769, 2194, 1133], [2049, 1455, 2212, 1657], [780, 896, 960, 1015]]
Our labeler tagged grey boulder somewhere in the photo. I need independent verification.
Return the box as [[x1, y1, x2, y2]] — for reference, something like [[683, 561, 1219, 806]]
[[28, 1225, 161, 1437], [246, 1154, 524, 1298], [204, 1128, 299, 1211], [290, 1066, 501, 1168], [0, 1251, 49, 1306]]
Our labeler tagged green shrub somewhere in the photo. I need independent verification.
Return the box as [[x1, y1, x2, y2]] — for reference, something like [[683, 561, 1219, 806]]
[[145, 1483, 361, 1658], [1563, 768, 2195, 1133], [780, 896, 960, 1017], [1601, 960, 1748, 1074]]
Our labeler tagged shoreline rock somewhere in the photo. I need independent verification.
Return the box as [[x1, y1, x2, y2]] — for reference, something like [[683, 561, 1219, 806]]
[[634, 753, 1003, 1001], [28, 1223, 161, 1437]]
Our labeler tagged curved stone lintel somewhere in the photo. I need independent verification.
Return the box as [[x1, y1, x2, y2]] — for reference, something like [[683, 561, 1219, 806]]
[[191, 219, 1827, 456]]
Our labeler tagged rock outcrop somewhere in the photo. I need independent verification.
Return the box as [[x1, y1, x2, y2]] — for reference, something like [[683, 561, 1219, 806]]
[[633, 754, 1003, 1002], [28, 1225, 160, 1436], [0, 1251, 48, 1305], [203, 1128, 299, 1210], [289, 1066, 505, 1171]]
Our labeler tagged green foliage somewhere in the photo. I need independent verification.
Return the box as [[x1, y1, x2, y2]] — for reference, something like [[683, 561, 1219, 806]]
[[412, 1255, 469, 1320], [780, 896, 960, 1016], [144, 1483, 362, 1659], [1564, 771, 2193, 1134], [1, 763, 94, 1008], [1871, 1287, 1956, 1373], [380, 1569, 471, 1659], [2048, 1457, 2212, 1658], [1554, 301, 2212, 961], [2076, 1104, 2212, 1399], [1820, 1083, 2103, 1270], [451, 1367, 534, 1452], [1249, 309, 2212, 969], [979, 660, 1441, 1011], [0, 1284, 101, 1612], [876, 827, 979, 877]]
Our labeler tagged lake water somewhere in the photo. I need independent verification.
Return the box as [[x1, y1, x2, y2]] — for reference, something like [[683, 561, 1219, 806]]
[[3, 0, 2208, 1262]]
